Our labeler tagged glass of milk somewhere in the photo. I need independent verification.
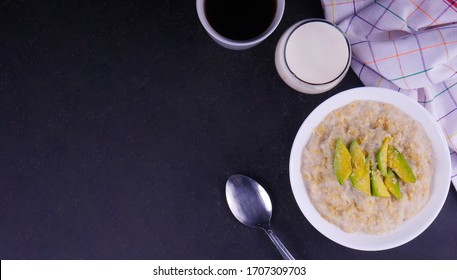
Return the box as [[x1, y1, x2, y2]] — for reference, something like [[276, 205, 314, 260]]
[[275, 19, 351, 94]]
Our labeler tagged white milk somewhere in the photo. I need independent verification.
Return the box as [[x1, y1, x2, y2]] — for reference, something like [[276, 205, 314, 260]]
[[275, 19, 351, 94]]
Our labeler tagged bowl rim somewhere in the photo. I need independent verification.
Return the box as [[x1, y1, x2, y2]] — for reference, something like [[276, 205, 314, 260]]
[[289, 87, 451, 251]]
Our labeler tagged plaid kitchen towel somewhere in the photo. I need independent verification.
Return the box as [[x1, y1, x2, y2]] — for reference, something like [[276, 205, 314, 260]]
[[321, 0, 457, 188]]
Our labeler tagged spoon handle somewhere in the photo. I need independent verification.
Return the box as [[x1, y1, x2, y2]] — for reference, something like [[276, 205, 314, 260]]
[[262, 227, 295, 260]]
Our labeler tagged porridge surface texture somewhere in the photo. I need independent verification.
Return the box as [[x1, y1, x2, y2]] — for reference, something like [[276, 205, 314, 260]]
[[301, 101, 433, 234]]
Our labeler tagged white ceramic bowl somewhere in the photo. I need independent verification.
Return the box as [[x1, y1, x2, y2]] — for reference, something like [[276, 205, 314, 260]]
[[289, 87, 451, 251]]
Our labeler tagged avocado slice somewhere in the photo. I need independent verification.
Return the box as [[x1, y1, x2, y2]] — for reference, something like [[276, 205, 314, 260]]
[[387, 146, 416, 183], [371, 168, 391, 198], [333, 138, 352, 185], [348, 141, 371, 195], [376, 136, 391, 177], [384, 168, 401, 199]]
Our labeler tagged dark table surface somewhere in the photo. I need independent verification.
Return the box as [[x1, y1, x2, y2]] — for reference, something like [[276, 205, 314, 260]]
[[1, 0, 456, 260]]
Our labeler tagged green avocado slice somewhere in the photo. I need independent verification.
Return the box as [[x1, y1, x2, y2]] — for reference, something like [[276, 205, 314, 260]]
[[387, 146, 416, 183], [384, 168, 402, 199], [333, 138, 352, 185], [348, 141, 371, 196], [376, 136, 391, 177], [371, 168, 391, 198]]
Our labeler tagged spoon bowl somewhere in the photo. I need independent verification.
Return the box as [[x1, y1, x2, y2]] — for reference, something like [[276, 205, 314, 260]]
[[226, 175, 272, 227], [226, 174, 294, 260]]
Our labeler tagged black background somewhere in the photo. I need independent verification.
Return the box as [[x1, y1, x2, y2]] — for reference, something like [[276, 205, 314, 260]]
[[1, 0, 456, 259]]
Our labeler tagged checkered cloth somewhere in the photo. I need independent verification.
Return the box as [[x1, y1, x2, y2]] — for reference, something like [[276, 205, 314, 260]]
[[321, 0, 457, 188]]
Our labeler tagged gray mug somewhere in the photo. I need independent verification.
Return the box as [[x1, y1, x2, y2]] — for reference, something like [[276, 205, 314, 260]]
[[196, 0, 285, 50]]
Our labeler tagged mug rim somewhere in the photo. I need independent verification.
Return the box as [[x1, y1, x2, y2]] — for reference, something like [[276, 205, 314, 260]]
[[196, 0, 285, 48]]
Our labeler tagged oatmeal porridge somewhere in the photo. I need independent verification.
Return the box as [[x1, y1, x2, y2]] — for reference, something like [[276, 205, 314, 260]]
[[301, 101, 433, 234]]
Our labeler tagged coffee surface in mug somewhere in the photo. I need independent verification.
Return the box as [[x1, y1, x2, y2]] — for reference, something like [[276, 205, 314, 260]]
[[204, 0, 277, 41]]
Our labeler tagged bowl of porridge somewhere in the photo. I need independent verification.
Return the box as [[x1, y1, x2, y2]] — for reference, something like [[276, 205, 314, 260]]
[[289, 87, 451, 251]]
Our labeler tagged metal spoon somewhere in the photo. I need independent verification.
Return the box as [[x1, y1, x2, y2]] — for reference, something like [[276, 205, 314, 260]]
[[226, 174, 295, 260]]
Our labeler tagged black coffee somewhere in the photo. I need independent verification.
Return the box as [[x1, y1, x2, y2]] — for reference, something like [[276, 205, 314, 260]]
[[205, 0, 277, 41]]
